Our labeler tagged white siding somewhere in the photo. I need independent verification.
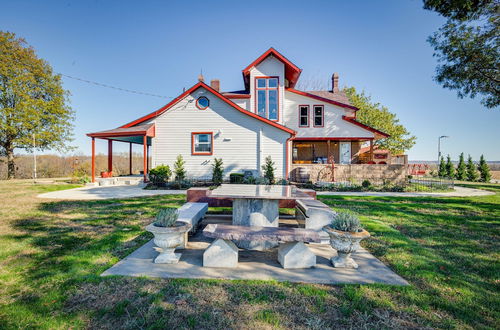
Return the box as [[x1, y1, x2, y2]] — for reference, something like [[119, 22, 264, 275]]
[[232, 98, 250, 110], [283, 91, 374, 138], [249, 56, 285, 124], [151, 87, 290, 179]]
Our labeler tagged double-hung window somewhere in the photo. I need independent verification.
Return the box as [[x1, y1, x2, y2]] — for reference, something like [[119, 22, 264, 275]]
[[313, 105, 324, 127], [192, 132, 213, 155], [255, 77, 279, 121], [299, 105, 309, 127]]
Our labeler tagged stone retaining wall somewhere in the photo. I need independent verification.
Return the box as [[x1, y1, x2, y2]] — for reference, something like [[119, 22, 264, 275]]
[[290, 164, 407, 184]]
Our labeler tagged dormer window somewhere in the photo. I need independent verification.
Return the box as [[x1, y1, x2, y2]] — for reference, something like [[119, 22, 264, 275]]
[[255, 77, 279, 121]]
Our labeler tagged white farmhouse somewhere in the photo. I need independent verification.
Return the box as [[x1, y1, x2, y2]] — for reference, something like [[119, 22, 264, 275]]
[[88, 48, 393, 183]]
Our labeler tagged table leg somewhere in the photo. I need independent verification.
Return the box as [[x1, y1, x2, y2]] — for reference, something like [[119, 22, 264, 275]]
[[232, 198, 279, 250]]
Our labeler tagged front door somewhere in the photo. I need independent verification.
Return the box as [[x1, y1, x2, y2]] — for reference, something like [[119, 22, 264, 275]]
[[340, 142, 351, 164]]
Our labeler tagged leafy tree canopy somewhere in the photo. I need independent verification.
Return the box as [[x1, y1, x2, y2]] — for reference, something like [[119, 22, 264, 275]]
[[0, 31, 74, 178], [424, 0, 499, 108], [343, 87, 416, 154]]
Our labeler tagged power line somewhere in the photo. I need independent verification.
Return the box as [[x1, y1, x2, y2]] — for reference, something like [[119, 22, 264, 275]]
[[60, 74, 175, 99]]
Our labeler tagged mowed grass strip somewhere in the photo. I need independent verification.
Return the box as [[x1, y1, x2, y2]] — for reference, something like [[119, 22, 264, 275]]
[[0, 180, 498, 329]]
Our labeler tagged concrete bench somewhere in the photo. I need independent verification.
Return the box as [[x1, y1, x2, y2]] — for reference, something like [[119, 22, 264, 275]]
[[177, 202, 208, 248], [202, 224, 321, 269], [295, 199, 336, 244]]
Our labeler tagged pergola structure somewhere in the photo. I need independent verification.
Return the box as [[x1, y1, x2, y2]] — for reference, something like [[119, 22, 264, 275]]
[[86, 123, 155, 182]]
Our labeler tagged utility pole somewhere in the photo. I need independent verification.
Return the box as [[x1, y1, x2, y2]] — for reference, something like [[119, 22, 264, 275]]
[[33, 133, 37, 183]]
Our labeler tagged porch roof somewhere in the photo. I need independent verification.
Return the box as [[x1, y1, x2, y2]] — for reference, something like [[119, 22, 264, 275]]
[[86, 123, 155, 145]]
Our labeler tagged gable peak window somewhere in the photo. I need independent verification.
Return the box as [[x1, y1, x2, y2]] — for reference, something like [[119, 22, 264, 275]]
[[196, 96, 209, 110], [299, 105, 309, 127], [255, 77, 279, 121], [313, 105, 324, 127]]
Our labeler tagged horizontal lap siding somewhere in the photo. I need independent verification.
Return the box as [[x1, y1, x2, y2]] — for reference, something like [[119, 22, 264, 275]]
[[283, 91, 374, 139], [151, 88, 289, 179]]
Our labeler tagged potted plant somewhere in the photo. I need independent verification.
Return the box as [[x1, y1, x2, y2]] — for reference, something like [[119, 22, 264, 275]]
[[323, 211, 370, 269], [145, 208, 191, 264]]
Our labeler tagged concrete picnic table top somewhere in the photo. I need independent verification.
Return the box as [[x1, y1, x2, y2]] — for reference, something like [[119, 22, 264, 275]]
[[203, 224, 322, 243], [209, 184, 314, 200]]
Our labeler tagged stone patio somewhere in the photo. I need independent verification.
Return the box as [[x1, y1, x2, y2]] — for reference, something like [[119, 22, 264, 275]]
[[102, 219, 408, 285]]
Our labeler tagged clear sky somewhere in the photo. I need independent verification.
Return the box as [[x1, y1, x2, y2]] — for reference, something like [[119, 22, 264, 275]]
[[2, 0, 499, 161]]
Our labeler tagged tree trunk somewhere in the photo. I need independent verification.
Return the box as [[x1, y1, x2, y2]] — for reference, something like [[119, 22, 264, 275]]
[[6, 147, 15, 179]]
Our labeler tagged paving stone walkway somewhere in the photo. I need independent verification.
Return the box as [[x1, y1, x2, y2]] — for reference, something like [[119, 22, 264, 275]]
[[101, 232, 408, 285]]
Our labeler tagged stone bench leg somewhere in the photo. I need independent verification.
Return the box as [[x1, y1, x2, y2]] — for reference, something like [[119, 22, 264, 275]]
[[278, 242, 316, 269], [203, 238, 238, 268]]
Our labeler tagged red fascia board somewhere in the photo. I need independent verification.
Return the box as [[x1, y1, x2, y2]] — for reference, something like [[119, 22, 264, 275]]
[[120, 81, 296, 135], [292, 137, 374, 141], [223, 94, 251, 99], [342, 116, 390, 138], [242, 47, 302, 87], [87, 125, 155, 138], [286, 88, 359, 111]]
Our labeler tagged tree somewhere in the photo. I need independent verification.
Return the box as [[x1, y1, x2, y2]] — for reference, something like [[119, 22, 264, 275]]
[[211, 158, 224, 185], [424, 0, 499, 108], [456, 152, 467, 180], [438, 156, 447, 177], [477, 154, 491, 182], [0, 31, 74, 178], [261, 156, 276, 184], [445, 155, 455, 178], [466, 154, 479, 181], [173, 155, 186, 182], [343, 87, 416, 154]]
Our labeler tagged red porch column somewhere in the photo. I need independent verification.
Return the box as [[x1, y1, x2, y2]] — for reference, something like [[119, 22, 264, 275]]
[[143, 136, 147, 182], [369, 140, 374, 163], [91, 137, 95, 182], [129, 142, 133, 175], [107, 140, 113, 173]]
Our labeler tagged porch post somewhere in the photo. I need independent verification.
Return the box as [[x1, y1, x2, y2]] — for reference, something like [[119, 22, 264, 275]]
[[91, 137, 95, 182], [143, 136, 147, 182], [129, 142, 132, 175], [107, 140, 113, 173], [369, 140, 374, 162]]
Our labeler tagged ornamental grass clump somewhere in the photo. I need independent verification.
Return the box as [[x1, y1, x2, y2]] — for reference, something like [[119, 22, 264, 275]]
[[153, 208, 179, 227], [330, 211, 362, 232]]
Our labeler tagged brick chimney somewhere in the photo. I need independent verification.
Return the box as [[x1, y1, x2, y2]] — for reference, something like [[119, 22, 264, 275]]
[[331, 72, 339, 93], [210, 79, 220, 92]]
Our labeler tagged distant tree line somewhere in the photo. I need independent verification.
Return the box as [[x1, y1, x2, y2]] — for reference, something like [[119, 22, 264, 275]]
[[437, 153, 491, 182]]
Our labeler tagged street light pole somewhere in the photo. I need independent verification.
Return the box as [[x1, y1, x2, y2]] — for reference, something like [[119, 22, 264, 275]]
[[438, 135, 449, 164]]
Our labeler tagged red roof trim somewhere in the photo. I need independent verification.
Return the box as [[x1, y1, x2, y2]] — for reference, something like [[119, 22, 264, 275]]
[[242, 48, 302, 88], [292, 137, 374, 141], [87, 124, 156, 138], [222, 93, 251, 99], [121, 82, 295, 135], [342, 116, 390, 138], [286, 88, 359, 111]]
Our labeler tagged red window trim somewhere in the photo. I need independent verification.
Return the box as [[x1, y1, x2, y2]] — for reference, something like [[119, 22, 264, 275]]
[[254, 76, 280, 122], [196, 96, 209, 110], [298, 105, 309, 127], [191, 132, 213, 155], [313, 105, 324, 127]]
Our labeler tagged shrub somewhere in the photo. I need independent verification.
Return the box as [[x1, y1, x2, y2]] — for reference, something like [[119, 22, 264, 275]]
[[212, 158, 224, 185], [262, 156, 276, 184], [149, 165, 172, 186], [154, 208, 178, 227], [173, 155, 186, 182], [361, 180, 372, 188], [229, 173, 244, 183], [330, 211, 362, 232]]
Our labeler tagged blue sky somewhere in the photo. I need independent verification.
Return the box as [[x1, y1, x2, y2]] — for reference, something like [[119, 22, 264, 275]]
[[2, 0, 499, 161]]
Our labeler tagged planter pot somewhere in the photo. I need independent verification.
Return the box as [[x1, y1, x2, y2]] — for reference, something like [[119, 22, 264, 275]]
[[323, 226, 370, 269], [146, 221, 191, 264]]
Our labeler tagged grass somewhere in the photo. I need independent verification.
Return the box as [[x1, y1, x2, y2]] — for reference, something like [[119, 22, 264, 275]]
[[0, 180, 498, 329]]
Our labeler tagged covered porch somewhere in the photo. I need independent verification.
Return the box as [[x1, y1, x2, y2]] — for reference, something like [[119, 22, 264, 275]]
[[291, 138, 375, 165], [86, 123, 155, 183]]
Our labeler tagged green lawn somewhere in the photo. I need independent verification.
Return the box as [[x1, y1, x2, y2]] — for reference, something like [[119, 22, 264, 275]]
[[0, 180, 498, 329]]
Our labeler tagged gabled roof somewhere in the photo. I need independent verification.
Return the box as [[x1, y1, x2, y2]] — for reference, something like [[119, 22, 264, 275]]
[[120, 82, 296, 135], [242, 47, 302, 89], [286, 88, 359, 111], [342, 116, 389, 139], [305, 90, 353, 107]]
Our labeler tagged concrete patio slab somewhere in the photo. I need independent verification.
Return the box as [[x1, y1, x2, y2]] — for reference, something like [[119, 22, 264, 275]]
[[37, 185, 186, 200], [101, 231, 408, 285]]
